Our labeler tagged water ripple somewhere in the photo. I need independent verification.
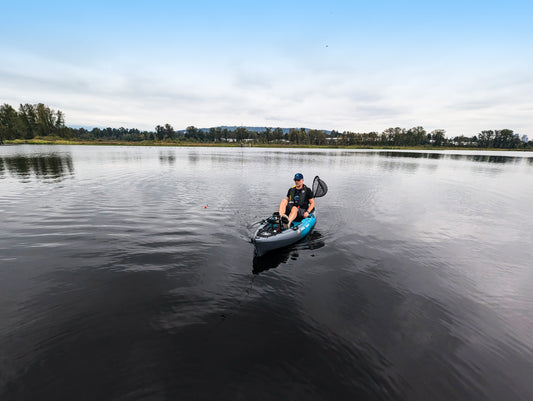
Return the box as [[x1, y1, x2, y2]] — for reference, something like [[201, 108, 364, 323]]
[[1, 146, 533, 401]]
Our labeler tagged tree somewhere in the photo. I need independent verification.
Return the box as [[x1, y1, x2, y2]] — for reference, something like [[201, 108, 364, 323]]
[[430, 129, 446, 146], [453, 135, 472, 147], [366, 131, 379, 145], [164, 123, 175, 140], [215, 127, 222, 142], [54, 110, 70, 138], [493, 129, 514, 148], [288, 128, 299, 144], [36, 103, 56, 137], [300, 128, 309, 145], [18, 104, 38, 139], [0, 104, 19, 142], [392, 127, 406, 145], [264, 127, 272, 143], [207, 127, 216, 142], [308, 129, 327, 145], [185, 126, 198, 141], [273, 128, 284, 142], [406, 126, 427, 146], [234, 127, 248, 142], [155, 125, 165, 140], [478, 130, 494, 148], [197, 129, 205, 142], [56, 110, 65, 129], [382, 128, 394, 145]]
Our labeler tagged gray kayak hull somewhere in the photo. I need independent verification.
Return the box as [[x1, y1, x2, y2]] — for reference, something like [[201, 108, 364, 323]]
[[252, 214, 316, 256]]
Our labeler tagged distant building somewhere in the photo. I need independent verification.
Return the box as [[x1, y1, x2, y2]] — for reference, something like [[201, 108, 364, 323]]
[[521, 135, 529, 143]]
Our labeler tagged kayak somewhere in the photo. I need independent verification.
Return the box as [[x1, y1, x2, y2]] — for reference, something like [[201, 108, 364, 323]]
[[252, 175, 327, 257], [252, 213, 316, 256]]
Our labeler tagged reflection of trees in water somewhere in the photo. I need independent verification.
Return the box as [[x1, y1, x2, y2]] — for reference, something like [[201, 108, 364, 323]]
[[188, 152, 199, 164], [0, 154, 74, 180], [379, 151, 531, 164], [159, 152, 176, 164], [378, 151, 444, 160], [458, 154, 521, 164], [252, 231, 325, 275], [339, 150, 530, 165]]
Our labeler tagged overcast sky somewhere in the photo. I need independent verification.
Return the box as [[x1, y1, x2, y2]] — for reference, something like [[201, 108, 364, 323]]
[[1, 0, 532, 137]]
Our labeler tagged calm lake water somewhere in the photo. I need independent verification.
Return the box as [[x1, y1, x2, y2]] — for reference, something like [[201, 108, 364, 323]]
[[1, 145, 532, 401]]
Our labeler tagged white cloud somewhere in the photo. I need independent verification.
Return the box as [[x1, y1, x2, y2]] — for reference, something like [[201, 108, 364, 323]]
[[1, 44, 532, 136]]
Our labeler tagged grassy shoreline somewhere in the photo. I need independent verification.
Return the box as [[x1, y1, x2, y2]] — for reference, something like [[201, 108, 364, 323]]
[[3, 137, 531, 152]]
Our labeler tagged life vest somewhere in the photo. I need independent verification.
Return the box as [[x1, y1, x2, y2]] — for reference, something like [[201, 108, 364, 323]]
[[288, 184, 311, 209]]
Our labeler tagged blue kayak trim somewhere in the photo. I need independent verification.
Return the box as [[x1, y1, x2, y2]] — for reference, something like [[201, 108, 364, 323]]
[[252, 213, 316, 256]]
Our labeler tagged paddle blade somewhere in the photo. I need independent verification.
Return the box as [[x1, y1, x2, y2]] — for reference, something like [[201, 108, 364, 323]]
[[312, 176, 328, 198]]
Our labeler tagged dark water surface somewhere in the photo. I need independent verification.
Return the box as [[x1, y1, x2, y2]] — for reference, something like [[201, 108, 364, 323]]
[[1, 145, 532, 401]]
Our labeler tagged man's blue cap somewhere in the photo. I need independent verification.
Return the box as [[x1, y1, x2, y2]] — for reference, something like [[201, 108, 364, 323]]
[[294, 173, 304, 180]]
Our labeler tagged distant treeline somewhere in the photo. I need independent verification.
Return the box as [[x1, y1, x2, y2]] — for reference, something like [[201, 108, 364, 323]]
[[0, 103, 69, 142], [1, 103, 531, 148]]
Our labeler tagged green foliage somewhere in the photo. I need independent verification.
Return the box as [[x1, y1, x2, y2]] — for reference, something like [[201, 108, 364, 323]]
[[0, 103, 68, 141], [0, 104, 18, 143], [477, 129, 525, 149], [1, 102, 529, 149]]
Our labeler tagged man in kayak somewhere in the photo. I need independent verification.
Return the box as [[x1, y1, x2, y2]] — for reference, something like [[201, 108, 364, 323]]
[[278, 173, 315, 229]]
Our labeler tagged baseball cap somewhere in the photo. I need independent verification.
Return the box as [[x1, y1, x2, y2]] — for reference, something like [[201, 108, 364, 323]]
[[294, 173, 304, 180]]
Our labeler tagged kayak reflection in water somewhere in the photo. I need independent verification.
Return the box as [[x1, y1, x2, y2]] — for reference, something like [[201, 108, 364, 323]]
[[252, 231, 326, 274]]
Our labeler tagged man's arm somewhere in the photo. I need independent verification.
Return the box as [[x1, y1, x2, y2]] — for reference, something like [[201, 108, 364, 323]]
[[304, 198, 315, 217]]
